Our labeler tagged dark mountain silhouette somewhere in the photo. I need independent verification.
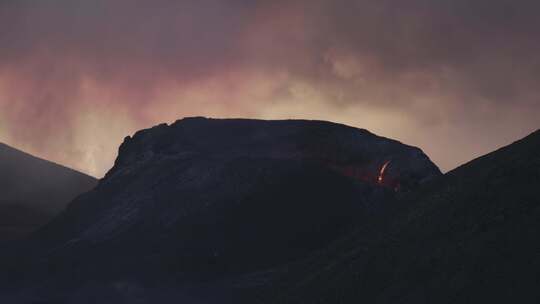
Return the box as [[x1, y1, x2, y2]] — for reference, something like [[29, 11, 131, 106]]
[[1, 118, 440, 303], [0, 143, 97, 241], [268, 129, 540, 304]]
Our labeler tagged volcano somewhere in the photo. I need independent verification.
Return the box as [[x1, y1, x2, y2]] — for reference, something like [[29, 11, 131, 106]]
[[2, 118, 440, 303], [4, 119, 538, 303]]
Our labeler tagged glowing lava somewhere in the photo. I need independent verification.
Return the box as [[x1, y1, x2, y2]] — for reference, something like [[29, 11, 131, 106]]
[[377, 161, 391, 184]]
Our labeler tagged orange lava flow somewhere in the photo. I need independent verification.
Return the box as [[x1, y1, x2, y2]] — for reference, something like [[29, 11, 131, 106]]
[[377, 161, 391, 184]]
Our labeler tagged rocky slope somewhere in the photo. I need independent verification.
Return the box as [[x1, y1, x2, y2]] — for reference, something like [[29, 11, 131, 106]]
[[268, 129, 540, 304], [3, 117, 440, 303], [0, 143, 97, 241]]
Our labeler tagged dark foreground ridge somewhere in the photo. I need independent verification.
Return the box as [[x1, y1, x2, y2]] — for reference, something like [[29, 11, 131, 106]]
[[0, 117, 440, 303], [0, 143, 97, 241], [269, 129, 540, 304]]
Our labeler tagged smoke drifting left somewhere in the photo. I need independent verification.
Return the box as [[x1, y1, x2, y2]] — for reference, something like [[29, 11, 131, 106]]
[[1, 0, 539, 176]]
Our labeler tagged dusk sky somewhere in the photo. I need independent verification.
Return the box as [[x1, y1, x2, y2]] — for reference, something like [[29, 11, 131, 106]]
[[1, 0, 539, 177]]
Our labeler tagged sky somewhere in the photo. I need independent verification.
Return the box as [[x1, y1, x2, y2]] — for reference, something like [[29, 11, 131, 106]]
[[0, 0, 539, 177]]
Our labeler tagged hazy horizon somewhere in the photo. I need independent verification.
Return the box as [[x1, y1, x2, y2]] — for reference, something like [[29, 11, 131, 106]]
[[1, 117, 537, 178]]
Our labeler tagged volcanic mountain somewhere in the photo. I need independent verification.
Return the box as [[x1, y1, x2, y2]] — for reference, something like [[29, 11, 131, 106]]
[[269, 129, 540, 304], [3, 117, 440, 302], [0, 143, 97, 241]]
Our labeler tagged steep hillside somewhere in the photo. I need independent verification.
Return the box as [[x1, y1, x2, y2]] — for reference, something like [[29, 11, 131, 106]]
[[270, 129, 540, 304], [0, 143, 97, 241]]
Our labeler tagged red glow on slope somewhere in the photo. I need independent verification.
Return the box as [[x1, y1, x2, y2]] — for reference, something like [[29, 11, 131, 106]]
[[377, 161, 391, 184]]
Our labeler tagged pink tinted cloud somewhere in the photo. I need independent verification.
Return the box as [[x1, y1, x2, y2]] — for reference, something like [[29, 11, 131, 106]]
[[0, 0, 539, 176]]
